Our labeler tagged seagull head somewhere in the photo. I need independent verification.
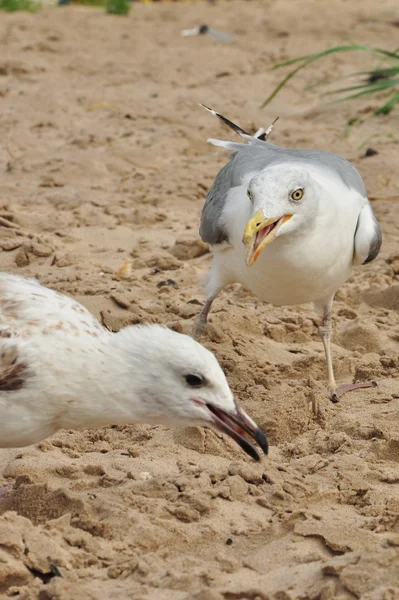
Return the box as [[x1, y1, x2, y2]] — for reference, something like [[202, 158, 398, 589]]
[[242, 164, 318, 266], [118, 326, 268, 461]]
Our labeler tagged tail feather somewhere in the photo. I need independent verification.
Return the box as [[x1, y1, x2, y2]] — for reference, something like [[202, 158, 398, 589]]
[[206, 138, 247, 151]]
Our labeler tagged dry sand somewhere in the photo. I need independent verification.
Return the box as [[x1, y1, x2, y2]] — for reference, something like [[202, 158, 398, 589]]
[[0, 0, 399, 598]]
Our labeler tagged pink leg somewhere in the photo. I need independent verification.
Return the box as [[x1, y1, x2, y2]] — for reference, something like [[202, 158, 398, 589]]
[[192, 298, 215, 340], [332, 381, 377, 402], [319, 307, 377, 403]]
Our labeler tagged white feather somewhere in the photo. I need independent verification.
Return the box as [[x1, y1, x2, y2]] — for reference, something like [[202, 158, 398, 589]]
[[207, 164, 371, 306], [0, 274, 247, 448]]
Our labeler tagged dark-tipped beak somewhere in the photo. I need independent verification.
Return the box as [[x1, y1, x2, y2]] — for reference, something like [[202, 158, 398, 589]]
[[206, 401, 268, 461]]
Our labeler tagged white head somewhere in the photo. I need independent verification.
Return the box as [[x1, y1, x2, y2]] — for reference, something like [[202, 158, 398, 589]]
[[242, 164, 320, 266], [114, 326, 268, 461]]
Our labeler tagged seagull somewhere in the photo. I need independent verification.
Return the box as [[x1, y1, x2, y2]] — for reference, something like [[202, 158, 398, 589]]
[[194, 106, 382, 402], [0, 273, 268, 460], [180, 24, 233, 43]]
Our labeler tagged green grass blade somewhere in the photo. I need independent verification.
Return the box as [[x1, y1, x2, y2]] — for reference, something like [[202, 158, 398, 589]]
[[304, 78, 334, 91], [262, 45, 381, 108], [325, 77, 399, 95], [270, 44, 371, 71], [372, 48, 399, 60], [367, 67, 399, 77], [270, 44, 399, 73], [260, 59, 315, 108], [375, 91, 399, 115], [262, 41, 399, 113], [326, 83, 398, 105], [0, 0, 38, 11], [357, 134, 379, 149], [260, 48, 367, 107], [349, 67, 399, 84]]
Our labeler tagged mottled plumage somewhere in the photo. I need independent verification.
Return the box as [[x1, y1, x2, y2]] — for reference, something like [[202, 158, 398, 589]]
[[0, 273, 268, 459]]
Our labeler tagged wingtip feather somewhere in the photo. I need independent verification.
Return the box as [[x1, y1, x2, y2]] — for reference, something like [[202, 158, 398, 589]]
[[201, 105, 280, 144]]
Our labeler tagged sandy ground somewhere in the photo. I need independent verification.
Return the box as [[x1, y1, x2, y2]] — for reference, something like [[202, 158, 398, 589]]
[[0, 0, 399, 598]]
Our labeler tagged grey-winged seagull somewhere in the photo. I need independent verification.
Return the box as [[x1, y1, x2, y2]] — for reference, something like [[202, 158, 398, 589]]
[[0, 273, 268, 460], [194, 106, 382, 402]]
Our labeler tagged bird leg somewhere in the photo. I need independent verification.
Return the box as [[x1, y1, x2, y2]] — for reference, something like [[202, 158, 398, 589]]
[[319, 310, 339, 401], [319, 308, 377, 402], [192, 298, 215, 340]]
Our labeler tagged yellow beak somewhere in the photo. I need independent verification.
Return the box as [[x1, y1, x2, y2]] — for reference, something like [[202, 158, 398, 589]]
[[242, 210, 292, 266]]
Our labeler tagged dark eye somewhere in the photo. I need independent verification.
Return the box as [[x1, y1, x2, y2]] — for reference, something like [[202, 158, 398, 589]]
[[185, 374, 205, 388], [290, 188, 304, 201], [247, 189, 253, 200]]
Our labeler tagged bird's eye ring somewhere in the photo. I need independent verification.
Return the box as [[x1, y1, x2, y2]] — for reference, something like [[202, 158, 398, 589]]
[[290, 188, 304, 201], [185, 374, 205, 388]]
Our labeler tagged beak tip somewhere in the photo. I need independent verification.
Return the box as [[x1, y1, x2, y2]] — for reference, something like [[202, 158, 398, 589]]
[[246, 253, 257, 267], [255, 428, 269, 455], [210, 403, 269, 462]]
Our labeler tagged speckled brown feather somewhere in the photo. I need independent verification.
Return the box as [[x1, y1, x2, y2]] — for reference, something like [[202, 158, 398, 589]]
[[0, 345, 29, 391]]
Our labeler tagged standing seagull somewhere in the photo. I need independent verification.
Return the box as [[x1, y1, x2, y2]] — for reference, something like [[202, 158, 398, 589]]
[[194, 106, 382, 402], [0, 273, 268, 460]]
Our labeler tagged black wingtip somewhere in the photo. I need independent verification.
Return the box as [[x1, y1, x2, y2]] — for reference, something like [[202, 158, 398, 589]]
[[199, 104, 250, 138], [199, 103, 213, 113], [255, 116, 279, 141]]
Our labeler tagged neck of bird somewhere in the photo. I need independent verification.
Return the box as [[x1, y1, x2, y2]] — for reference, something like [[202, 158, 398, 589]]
[[56, 329, 152, 431]]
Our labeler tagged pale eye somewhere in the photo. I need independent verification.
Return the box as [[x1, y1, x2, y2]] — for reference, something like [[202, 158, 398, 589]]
[[290, 188, 304, 202]]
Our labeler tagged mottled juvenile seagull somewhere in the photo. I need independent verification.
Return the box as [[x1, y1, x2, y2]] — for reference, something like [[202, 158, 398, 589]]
[[194, 106, 382, 402], [0, 273, 268, 460]]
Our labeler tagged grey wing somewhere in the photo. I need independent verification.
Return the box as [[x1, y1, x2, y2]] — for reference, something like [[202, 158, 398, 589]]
[[291, 148, 367, 197], [199, 144, 281, 245], [353, 203, 382, 265], [200, 160, 235, 245]]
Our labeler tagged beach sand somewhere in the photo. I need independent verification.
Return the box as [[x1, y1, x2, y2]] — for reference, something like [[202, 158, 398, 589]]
[[0, 1, 398, 597]]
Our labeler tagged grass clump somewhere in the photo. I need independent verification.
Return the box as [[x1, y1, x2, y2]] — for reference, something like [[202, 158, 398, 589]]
[[77, 0, 106, 5], [106, 0, 130, 15], [0, 0, 38, 11], [261, 44, 399, 115]]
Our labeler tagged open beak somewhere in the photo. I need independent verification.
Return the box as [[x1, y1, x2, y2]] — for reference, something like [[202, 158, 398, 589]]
[[242, 209, 292, 267], [206, 400, 268, 461]]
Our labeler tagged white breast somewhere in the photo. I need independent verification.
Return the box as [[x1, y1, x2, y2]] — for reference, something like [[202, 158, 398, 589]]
[[216, 182, 363, 306]]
